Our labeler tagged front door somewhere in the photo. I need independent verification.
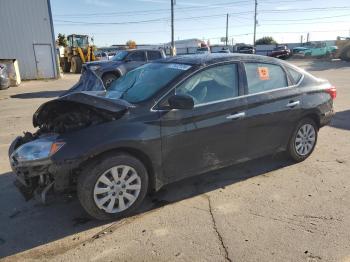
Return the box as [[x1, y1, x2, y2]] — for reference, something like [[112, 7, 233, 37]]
[[33, 44, 55, 78], [159, 62, 247, 182]]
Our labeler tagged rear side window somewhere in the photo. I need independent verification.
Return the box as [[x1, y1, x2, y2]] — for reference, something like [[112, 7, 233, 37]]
[[127, 51, 146, 61], [176, 63, 239, 105], [244, 63, 287, 94], [286, 67, 303, 84], [148, 51, 162, 60]]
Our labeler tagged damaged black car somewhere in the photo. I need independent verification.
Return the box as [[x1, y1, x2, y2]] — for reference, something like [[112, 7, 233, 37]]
[[9, 54, 335, 220]]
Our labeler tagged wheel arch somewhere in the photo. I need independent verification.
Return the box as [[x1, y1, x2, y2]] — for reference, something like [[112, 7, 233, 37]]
[[300, 112, 321, 129], [77, 147, 156, 192]]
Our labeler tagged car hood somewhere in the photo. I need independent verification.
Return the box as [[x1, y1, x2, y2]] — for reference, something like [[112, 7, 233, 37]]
[[33, 92, 133, 131], [86, 60, 124, 68]]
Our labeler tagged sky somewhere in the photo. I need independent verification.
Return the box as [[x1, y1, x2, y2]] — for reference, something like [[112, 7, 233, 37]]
[[51, 0, 350, 47]]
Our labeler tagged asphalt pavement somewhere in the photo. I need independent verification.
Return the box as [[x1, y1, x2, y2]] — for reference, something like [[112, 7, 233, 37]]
[[0, 60, 349, 262]]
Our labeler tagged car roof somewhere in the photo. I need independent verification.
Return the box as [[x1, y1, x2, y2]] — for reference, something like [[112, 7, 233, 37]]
[[126, 49, 162, 52], [159, 53, 280, 66]]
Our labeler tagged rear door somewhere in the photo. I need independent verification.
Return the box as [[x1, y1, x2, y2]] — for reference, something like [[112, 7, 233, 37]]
[[159, 62, 247, 181], [242, 62, 303, 157]]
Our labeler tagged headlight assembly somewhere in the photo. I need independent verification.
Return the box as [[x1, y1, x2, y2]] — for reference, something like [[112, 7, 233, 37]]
[[11, 138, 65, 162]]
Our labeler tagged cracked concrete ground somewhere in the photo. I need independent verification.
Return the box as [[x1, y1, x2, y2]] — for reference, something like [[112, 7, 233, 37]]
[[0, 60, 349, 262]]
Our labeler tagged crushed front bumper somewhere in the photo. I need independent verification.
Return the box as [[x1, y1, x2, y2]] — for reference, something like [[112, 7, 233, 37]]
[[8, 137, 74, 202]]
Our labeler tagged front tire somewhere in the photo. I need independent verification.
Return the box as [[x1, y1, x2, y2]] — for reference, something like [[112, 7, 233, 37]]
[[77, 153, 149, 220], [71, 56, 82, 73], [287, 118, 318, 162]]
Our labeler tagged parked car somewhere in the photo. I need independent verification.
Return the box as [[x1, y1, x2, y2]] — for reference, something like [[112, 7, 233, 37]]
[[0, 63, 10, 90], [215, 48, 231, 54], [293, 42, 337, 57], [86, 49, 166, 88], [9, 54, 336, 220], [268, 45, 291, 59], [236, 45, 255, 54], [95, 51, 115, 61]]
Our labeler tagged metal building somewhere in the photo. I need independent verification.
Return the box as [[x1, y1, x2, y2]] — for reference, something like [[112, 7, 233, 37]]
[[0, 0, 58, 79]]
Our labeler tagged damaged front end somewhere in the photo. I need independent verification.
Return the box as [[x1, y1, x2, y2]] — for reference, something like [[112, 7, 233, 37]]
[[9, 91, 131, 203]]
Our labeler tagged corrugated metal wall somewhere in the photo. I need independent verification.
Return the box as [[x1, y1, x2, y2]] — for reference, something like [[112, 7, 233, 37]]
[[0, 0, 57, 79]]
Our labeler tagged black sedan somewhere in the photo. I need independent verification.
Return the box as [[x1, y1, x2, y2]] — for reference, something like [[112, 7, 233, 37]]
[[86, 49, 166, 88], [9, 54, 335, 220]]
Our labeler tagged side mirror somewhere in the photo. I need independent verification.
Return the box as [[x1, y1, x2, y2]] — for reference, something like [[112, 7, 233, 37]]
[[168, 94, 194, 110]]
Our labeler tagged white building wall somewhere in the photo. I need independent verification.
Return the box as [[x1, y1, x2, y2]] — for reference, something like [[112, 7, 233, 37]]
[[0, 0, 57, 79]]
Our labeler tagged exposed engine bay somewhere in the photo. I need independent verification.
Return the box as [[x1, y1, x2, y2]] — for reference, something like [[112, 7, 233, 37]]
[[9, 91, 131, 203]]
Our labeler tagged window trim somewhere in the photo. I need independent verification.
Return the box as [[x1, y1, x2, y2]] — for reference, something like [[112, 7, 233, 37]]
[[151, 60, 304, 112], [153, 61, 243, 111]]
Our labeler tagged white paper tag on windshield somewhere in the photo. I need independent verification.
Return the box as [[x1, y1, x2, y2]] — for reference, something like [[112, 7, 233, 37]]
[[166, 63, 192, 70]]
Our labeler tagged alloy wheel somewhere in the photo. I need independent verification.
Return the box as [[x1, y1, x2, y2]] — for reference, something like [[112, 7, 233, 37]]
[[93, 165, 142, 213], [294, 124, 316, 156]]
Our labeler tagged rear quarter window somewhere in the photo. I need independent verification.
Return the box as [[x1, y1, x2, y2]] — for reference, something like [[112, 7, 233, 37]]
[[244, 63, 287, 94], [286, 66, 303, 85]]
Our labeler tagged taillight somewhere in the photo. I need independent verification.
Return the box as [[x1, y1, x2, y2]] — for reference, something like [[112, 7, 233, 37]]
[[326, 86, 337, 99]]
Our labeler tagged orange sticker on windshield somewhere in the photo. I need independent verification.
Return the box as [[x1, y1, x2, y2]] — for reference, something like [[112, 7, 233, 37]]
[[257, 67, 269, 80]]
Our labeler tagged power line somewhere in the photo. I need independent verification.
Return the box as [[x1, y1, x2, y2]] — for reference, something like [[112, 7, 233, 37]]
[[261, 13, 350, 22], [54, 0, 254, 17], [54, 7, 350, 26]]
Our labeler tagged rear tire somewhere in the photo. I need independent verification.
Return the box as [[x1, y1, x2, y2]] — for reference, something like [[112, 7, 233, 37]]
[[340, 46, 350, 61], [102, 73, 118, 89], [61, 57, 71, 73], [77, 153, 149, 220], [287, 118, 318, 162], [71, 56, 82, 73]]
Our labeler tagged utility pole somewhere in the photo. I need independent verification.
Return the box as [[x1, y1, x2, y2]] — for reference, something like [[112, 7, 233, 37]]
[[171, 0, 175, 56], [226, 13, 229, 46], [306, 32, 310, 42], [253, 0, 257, 48]]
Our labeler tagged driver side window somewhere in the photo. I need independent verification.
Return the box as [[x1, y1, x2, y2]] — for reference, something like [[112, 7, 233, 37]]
[[176, 63, 239, 105]]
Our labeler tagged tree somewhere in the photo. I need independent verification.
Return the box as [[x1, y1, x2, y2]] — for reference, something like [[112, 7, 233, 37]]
[[255, 36, 277, 45], [57, 33, 67, 47], [126, 40, 136, 49]]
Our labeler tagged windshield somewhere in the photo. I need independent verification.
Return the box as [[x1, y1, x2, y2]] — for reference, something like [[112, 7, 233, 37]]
[[112, 51, 129, 61], [106, 63, 191, 103]]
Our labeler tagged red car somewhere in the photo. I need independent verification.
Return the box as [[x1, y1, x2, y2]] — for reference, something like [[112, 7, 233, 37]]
[[268, 45, 291, 59]]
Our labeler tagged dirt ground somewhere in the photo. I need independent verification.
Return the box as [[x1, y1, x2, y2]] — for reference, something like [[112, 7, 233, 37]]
[[0, 60, 349, 262]]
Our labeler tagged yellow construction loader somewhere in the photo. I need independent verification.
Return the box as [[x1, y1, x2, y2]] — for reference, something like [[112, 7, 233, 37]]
[[60, 34, 96, 73], [335, 37, 350, 61]]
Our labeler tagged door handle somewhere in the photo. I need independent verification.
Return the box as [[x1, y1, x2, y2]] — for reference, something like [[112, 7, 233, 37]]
[[226, 112, 245, 120], [286, 100, 300, 108]]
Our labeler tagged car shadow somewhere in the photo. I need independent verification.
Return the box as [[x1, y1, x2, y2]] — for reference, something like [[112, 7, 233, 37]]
[[0, 154, 294, 259], [330, 109, 350, 131], [10, 90, 64, 99]]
